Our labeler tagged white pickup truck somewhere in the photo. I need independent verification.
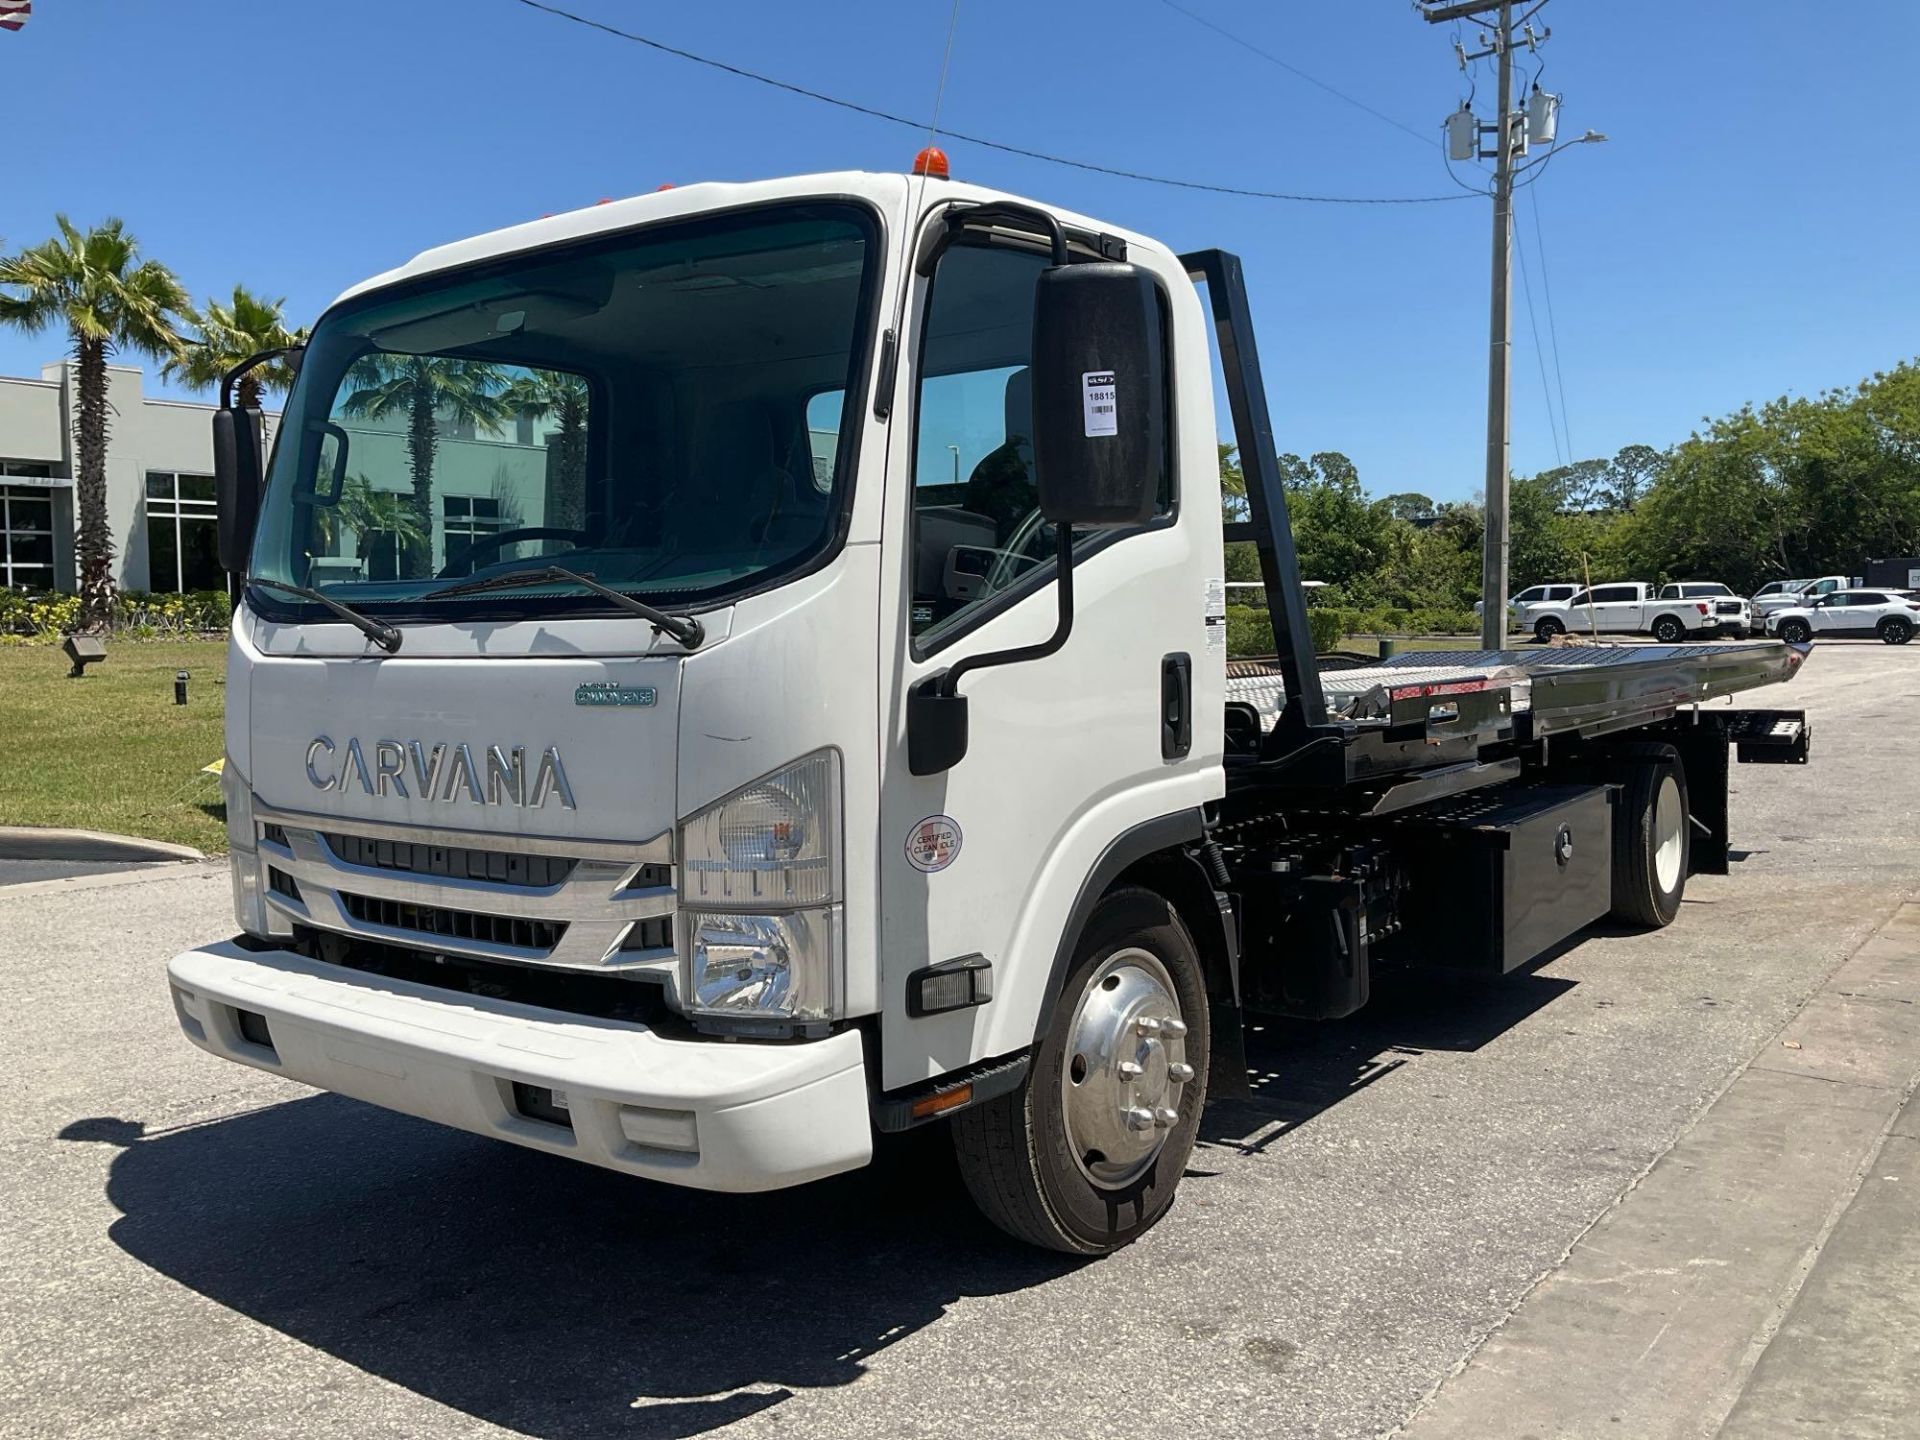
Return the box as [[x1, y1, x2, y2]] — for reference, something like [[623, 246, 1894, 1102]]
[[1659, 582, 1751, 638], [1526, 582, 1722, 644]]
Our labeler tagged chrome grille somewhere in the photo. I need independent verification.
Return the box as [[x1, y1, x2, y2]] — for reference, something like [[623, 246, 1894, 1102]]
[[339, 892, 566, 952], [254, 803, 674, 974], [325, 832, 578, 888]]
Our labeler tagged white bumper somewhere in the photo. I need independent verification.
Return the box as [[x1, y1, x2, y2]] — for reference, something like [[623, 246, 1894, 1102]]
[[167, 941, 873, 1192]]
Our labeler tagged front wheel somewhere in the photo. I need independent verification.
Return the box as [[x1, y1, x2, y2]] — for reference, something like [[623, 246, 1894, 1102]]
[[1651, 615, 1687, 644], [1779, 618, 1812, 644], [1880, 617, 1913, 646], [953, 887, 1210, 1254], [1534, 616, 1565, 643]]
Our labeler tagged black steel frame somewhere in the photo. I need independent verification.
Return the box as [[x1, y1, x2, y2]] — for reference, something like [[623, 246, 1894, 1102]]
[[1181, 248, 1328, 738]]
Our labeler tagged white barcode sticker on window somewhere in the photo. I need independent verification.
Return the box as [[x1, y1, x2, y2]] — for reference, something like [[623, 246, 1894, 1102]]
[[1082, 371, 1118, 437]]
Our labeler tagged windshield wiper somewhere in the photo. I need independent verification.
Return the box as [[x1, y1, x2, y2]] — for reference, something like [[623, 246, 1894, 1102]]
[[248, 576, 403, 653], [424, 566, 704, 649]]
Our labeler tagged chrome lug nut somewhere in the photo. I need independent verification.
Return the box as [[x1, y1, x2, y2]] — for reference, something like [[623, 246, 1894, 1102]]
[[1134, 1015, 1163, 1036], [1125, 1106, 1157, 1131], [1160, 1018, 1189, 1038], [1117, 1060, 1143, 1079], [1153, 1106, 1180, 1128], [1167, 1061, 1195, 1083]]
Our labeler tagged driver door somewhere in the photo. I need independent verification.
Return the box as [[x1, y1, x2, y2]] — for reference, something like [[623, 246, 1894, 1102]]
[[871, 218, 1215, 1093]]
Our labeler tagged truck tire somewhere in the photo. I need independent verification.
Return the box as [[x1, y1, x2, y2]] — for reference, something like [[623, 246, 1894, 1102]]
[[1609, 743, 1689, 928], [953, 886, 1210, 1254], [1534, 616, 1564, 643], [1879, 617, 1913, 646], [1651, 615, 1686, 644], [1779, 618, 1812, 644]]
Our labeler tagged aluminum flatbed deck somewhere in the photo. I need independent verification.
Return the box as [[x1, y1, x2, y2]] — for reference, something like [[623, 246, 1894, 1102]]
[[1228, 640, 1808, 737], [1222, 640, 1811, 794]]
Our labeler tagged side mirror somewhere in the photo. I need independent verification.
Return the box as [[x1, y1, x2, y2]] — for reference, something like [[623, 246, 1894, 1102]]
[[212, 406, 264, 577], [1030, 262, 1166, 528], [213, 343, 303, 579]]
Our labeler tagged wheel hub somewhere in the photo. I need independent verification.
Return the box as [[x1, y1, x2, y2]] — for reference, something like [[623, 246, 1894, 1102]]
[[1060, 948, 1193, 1189]]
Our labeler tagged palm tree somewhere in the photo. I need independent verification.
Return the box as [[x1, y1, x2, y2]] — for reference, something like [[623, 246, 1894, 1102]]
[[500, 370, 590, 531], [0, 217, 190, 628], [342, 356, 508, 577], [163, 285, 306, 409], [312, 475, 428, 569]]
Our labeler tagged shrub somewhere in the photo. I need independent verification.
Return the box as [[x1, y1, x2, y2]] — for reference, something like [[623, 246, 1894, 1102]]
[[0, 587, 230, 643], [1225, 605, 1347, 657]]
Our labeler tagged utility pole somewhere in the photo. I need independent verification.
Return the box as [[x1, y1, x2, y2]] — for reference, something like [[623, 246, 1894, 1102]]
[[1423, 0, 1522, 650], [1424, 0, 1602, 654]]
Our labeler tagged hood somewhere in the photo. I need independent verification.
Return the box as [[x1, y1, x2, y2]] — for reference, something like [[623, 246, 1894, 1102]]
[[242, 639, 682, 846]]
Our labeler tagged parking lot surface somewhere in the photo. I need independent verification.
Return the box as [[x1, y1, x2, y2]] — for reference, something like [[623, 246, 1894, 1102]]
[[3, 643, 1916, 1440]]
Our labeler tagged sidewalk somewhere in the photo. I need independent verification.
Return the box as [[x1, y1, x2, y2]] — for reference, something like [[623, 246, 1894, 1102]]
[[1398, 903, 1920, 1440]]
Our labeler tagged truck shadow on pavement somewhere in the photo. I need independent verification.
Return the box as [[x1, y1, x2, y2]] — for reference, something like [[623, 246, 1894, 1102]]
[[1199, 962, 1579, 1158], [71, 1101, 1075, 1439]]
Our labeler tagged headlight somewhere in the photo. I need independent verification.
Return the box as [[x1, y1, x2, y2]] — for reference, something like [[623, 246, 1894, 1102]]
[[678, 751, 842, 1025], [683, 908, 840, 1019]]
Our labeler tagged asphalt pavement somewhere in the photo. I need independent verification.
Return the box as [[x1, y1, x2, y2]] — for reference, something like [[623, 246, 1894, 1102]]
[[3, 642, 1917, 1440]]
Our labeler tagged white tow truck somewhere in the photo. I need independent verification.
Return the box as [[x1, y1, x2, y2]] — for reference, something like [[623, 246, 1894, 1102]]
[[170, 168, 1813, 1254]]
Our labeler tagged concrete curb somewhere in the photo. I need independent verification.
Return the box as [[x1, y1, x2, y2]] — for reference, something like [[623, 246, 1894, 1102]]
[[0, 826, 206, 863]]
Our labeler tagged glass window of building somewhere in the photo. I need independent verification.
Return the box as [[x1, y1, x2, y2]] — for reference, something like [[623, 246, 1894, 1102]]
[[0, 467, 56, 591], [145, 471, 222, 593]]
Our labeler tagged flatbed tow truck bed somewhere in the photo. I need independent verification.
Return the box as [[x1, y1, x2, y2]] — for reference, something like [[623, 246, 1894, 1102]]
[[1228, 641, 1811, 741]]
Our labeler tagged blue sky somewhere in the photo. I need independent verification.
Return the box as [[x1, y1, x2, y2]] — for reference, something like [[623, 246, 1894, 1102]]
[[3, 0, 1915, 503]]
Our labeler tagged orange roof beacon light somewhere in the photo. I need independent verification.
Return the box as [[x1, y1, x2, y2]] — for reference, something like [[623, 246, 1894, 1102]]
[[912, 146, 950, 180], [655, 183, 675, 191]]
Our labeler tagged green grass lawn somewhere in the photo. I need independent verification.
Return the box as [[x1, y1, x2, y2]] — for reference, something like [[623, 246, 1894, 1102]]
[[0, 639, 229, 853]]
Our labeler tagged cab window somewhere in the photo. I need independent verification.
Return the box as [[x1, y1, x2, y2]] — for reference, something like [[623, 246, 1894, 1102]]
[[910, 238, 1172, 646]]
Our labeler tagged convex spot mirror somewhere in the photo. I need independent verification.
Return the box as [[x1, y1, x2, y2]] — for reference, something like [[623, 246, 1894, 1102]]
[[1030, 262, 1165, 529]]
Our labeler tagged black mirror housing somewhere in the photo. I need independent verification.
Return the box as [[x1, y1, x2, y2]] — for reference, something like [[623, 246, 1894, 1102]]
[[1030, 262, 1165, 529], [213, 407, 264, 577]]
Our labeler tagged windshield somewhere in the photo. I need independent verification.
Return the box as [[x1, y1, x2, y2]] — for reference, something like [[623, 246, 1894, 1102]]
[[251, 203, 880, 618]]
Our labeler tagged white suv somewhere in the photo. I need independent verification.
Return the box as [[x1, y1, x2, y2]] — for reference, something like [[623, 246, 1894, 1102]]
[[1765, 588, 1920, 645]]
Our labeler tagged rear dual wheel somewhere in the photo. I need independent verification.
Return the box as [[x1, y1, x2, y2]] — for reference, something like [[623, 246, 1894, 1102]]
[[1609, 743, 1690, 928], [954, 887, 1210, 1254]]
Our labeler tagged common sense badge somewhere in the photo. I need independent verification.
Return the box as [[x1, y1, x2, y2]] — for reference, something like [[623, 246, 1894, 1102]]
[[905, 814, 963, 873]]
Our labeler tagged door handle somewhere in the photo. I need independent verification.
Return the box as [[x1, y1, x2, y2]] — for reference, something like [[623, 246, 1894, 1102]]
[[1161, 653, 1192, 760]]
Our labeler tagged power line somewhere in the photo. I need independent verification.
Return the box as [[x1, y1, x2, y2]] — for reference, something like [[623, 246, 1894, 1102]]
[[510, 0, 1476, 205], [1513, 220, 1566, 465], [1526, 184, 1574, 458], [1150, 0, 1434, 148]]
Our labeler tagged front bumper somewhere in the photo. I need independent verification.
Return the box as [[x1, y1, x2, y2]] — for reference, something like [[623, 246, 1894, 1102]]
[[167, 941, 873, 1192]]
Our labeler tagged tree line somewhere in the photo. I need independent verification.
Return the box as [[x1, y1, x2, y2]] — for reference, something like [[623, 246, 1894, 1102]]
[[1224, 361, 1920, 619]]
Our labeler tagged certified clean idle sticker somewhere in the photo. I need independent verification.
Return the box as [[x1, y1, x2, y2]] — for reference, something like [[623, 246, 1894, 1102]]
[[1081, 370, 1118, 437], [905, 814, 963, 873]]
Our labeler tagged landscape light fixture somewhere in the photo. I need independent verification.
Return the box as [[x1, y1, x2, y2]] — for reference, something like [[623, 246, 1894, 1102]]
[[62, 634, 106, 679]]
